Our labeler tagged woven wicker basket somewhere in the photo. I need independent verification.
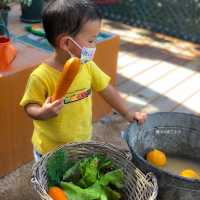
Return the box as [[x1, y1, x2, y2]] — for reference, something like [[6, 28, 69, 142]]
[[32, 141, 158, 200]]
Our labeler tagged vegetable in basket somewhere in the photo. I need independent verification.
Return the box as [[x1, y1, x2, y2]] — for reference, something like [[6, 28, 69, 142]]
[[62, 154, 113, 188], [47, 149, 70, 187], [48, 186, 68, 200], [61, 169, 123, 200], [47, 150, 124, 200]]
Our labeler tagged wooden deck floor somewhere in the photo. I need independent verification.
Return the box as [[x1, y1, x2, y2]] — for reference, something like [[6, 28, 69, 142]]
[[102, 20, 200, 115], [92, 20, 200, 149]]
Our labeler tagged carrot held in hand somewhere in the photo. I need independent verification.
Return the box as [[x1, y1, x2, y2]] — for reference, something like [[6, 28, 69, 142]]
[[52, 57, 80, 101], [48, 186, 68, 200]]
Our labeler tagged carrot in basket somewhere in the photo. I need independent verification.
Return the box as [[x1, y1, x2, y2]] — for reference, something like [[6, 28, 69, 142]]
[[52, 57, 80, 101], [48, 186, 68, 200]]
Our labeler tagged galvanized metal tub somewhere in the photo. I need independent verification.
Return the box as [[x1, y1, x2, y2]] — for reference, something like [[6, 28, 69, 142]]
[[124, 112, 200, 200]]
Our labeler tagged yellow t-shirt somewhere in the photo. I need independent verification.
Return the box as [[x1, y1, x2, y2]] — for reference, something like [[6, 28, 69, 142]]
[[20, 61, 110, 154]]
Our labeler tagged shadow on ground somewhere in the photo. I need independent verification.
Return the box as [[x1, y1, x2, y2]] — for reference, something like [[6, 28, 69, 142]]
[[0, 161, 40, 200]]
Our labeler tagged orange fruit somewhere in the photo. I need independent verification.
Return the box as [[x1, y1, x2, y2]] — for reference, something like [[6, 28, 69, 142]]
[[179, 169, 200, 179], [146, 149, 167, 167]]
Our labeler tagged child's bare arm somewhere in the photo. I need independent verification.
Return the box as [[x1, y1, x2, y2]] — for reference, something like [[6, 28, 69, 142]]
[[24, 97, 64, 120], [99, 85, 147, 124]]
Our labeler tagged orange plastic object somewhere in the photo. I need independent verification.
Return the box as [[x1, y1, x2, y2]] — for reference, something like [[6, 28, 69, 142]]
[[0, 36, 16, 71], [52, 57, 80, 101]]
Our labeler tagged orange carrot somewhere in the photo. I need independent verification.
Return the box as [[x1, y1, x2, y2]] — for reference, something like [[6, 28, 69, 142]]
[[52, 57, 80, 101], [48, 186, 68, 200]]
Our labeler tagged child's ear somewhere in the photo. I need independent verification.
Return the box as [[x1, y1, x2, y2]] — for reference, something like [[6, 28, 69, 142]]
[[56, 35, 71, 51]]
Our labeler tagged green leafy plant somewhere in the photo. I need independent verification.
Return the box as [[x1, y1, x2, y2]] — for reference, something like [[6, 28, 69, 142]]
[[60, 169, 124, 200], [47, 152, 124, 200], [47, 149, 70, 187], [0, 0, 32, 9]]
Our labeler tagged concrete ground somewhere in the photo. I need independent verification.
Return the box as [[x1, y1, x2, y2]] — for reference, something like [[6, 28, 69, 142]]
[[0, 161, 40, 200]]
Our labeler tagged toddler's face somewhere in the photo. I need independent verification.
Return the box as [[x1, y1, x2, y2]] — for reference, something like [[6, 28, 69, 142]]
[[69, 19, 101, 58]]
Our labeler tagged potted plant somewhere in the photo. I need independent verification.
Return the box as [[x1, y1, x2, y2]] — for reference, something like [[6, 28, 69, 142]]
[[0, 0, 44, 26], [20, 0, 44, 23], [0, 0, 11, 34], [0, 0, 34, 34]]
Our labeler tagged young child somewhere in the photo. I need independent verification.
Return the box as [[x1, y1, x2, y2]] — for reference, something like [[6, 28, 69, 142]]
[[20, 0, 147, 161]]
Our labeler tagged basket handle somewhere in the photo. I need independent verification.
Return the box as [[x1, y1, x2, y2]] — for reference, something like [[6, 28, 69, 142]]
[[103, 141, 132, 160], [31, 160, 51, 199], [31, 176, 38, 188], [31, 176, 53, 200], [121, 149, 132, 160], [145, 172, 158, 200]]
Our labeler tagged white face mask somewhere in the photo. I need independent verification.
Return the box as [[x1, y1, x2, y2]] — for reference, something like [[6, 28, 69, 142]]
[[67, 37, 96, 64]]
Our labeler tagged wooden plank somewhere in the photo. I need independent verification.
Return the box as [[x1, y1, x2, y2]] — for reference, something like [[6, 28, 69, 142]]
[[142, 73, 200, 113], [118, 51, 127, 58], [117, 57, 162, 85], [135, 62, 199, 103], [0, 77, 14, 176], [10, 70, 35, 168], [93, 34, 120, 121], [125, 95, 148, 110], [122, 60, 200, 112], [116, 45, 189, 85], [117, 53, 139, 69], [117, 39, 171, 70], [174, 90, 200, 114], [118, 60, 181, 94], [117, 45, 154, 70]]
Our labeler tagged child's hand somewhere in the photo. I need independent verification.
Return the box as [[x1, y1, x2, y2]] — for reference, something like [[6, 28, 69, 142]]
[[40, 97, 64, 119], [125, 111, 147, 124]]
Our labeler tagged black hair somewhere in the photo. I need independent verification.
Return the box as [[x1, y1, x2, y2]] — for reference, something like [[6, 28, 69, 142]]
[[42, 0, 101, 47]]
